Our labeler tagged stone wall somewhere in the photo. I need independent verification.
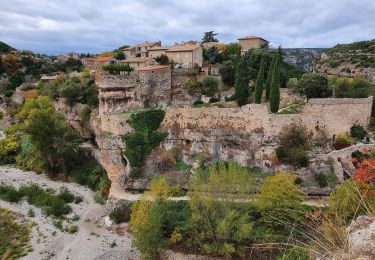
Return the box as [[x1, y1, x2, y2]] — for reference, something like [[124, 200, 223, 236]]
[[160, 97, 373, 167]]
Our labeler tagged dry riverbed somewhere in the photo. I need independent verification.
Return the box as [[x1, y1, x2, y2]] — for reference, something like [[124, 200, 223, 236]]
[[0, 165, 140, 260]]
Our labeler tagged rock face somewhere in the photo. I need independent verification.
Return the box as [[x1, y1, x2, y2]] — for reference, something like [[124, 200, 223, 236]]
[[347, 215, 375, 259], [283, 48, 326, 72]]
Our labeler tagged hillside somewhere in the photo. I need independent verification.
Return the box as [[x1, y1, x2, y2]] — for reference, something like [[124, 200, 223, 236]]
[[314, 39, 375, 83], [283, 48, 326, 72], [0, 41, 16, 53]]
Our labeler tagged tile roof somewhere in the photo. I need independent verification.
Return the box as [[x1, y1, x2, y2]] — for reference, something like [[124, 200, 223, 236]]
[[166, 44, 201, 52], [238, 35, 268, 42], [138, 65, 170, 72], [135, 41, 160, 48], [148, 46, 170, 51], [95, 56, 115, 62]]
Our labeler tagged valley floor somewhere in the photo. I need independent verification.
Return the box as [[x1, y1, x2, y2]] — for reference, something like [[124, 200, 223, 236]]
[[0, 165, 140, 260]]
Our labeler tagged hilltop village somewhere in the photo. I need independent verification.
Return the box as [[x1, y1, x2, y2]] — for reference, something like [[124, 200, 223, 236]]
[[0, 35, 375, 259]]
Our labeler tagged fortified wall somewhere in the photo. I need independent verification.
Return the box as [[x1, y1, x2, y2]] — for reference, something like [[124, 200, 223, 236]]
[[161, 97, 373, 167]]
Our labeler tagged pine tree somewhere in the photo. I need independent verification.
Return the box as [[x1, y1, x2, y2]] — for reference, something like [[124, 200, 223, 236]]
[[254, 58, 266, 104], [234, 56, 250, 106], [265, 56, 276, 100], [269, 56, 281, 113]]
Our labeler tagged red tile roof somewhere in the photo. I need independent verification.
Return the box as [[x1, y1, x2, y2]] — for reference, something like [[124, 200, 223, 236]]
[[95, 56, 114, 62]]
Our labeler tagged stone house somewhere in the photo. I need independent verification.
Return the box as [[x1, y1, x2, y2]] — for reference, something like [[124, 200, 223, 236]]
[[238, 36, 268, 55], [148, 46, 170, 60], [202, 42, 226, 52], [121, 41, 161, 58], [94, 56, 117, 73], [166, 44, 203, 68], [119, 57, 152, 70], [81, 57, 96, 70]]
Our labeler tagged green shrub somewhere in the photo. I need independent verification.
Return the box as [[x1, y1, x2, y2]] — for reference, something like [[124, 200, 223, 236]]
[[169, 186, 187, 197], [80, 106, 91, 123], [4, 89, 14, 97], [94, 192, 105, 204], [57, 187, 75, 203], [109, 200, 132, 224], [294, 177, 303, 185], [335, 133, 352, 145], [0, 111, 4, 120], [174, 161, 192, 171], [102, 64, 134, 74], [67, 225, 78, 234], [53, 219, 64, 231], [0, 135, 20, 165], [314, 172, 329, 187], [0, 182, 23, 202], [201, 76, 219, 96], [276, 146, 287, 160], [209, 97, 220, 103], [278, 246, 310, 260], [192, 100, 204, 107], [350, 124, 367, 140]]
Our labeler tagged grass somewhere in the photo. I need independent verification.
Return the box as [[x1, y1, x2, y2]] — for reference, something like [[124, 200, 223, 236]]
[[0, 183, 81, 218], [0, 208, 32, 259], [174, 161, 192, 171], [277, 101, 305, 115]]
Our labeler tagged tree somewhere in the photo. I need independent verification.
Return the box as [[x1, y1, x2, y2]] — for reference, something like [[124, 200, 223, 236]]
[[206, 46, 222, 64], [298, 73, 331, 99], [114, 51, 125, 60], [222, 43, 241, 61], [234, 56, 250, 106], [201, 31, 219, 44], [59, 79, 82, 106], [265, 55, 276, 100], [189, 161, 254, 257], [130, 176, 170, 258], [8, 96, 82, 175], [2, 54, 21, 75], [254, 58, 266, 103], [219, 60, 236, 86], [269, 56, 281, 113], [154, 54, 169, 65], [202, 76, 219, 96]]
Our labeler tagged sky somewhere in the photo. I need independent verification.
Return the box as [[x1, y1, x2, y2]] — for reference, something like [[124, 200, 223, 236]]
[[0, 0, 374, 55]]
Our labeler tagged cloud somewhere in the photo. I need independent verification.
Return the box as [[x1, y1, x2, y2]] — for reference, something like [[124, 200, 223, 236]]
[[0, 0, 374, 54]]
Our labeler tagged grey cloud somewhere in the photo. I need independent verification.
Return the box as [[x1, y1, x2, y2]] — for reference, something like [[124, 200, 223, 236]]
[[0, 0, 374, 54]]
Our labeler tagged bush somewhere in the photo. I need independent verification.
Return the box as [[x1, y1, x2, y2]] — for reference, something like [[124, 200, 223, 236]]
[[109, 200, 132, 224], [154, 54, 169, 65], [297, 73, 331, 99], [59, 79, 82, 106], [0, 135, 20, 165], [350, 124, 367, 140], [276, 124, 310, 167], [201, 76, 220, 96], [79, 106, 91, 123], [209, 97, 220, 103], [0, 182, 23, 202], [314, 172, 329, 187], [57, 187, 75, 203], [335, 133, 352, 145], [0, 111, 3, 120], [102, 64, 133, 74], [192, 100, 204, 107], [278, 246, 310, 260], [67, 225, 78, 234], [219, 60, 236, 86], [174, 161, 192, 171]]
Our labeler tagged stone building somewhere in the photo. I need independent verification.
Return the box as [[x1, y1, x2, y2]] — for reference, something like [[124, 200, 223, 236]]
[[121, 41, 161, 58], [119, 57, 152, 70], [238, 35, 268, 54], [166, 44, 203, 67]]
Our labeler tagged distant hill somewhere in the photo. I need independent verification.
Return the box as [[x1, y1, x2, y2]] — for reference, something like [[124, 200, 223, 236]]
[[0, 41, 16, 53], [314, 39, 375, 84], [283, 48, 326, 72]]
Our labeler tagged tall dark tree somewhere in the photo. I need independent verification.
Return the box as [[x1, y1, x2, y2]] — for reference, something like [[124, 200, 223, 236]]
[[265, 55, 276, 100], [206, 46, 222, 64], [201, 31, 219, 44], [234, 56, 250, 106], [254, 58, 266, 104], [269, 56, 281, 113]]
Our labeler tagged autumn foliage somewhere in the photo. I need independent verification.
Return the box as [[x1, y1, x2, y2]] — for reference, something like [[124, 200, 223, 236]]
[[353, 158, 375, 184]]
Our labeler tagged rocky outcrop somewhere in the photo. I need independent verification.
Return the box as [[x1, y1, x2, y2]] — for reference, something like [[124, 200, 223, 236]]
[[283, 48, 326, 72], [347, 215, 375, 259]]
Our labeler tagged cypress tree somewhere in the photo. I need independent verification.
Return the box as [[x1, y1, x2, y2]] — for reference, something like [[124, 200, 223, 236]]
[[254, 58, 266, 104], [269, 56, 281, 113], [265, 56, 276, 100], [234, 56, 250, 106]]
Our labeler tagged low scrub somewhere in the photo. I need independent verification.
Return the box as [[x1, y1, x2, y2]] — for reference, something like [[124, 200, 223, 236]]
[[109, 200, 132, 224]]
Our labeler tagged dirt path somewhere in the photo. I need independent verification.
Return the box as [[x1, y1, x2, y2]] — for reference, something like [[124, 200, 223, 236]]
[[0, 165, 140, 260]]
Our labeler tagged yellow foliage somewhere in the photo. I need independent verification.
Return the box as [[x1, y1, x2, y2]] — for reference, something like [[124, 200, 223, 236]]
[[169, 226, 183, 245], [146, 176, 170, 201]]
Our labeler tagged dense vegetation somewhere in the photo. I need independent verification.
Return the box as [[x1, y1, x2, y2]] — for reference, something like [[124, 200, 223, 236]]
[[123, 109, 168, 178], [0, 208, 31, 259], [37, 70, 99, 106], [130, 162, 313, 259]]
